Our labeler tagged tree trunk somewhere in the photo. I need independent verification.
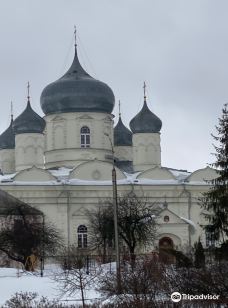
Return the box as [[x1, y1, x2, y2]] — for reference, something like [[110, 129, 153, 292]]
[[102, 238, 107, 263], [79, 273, 86, 308], [130, 247, 136, 269]]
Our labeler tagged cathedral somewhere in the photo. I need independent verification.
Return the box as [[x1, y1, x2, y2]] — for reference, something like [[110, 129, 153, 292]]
[[0, 38, 218, 254]]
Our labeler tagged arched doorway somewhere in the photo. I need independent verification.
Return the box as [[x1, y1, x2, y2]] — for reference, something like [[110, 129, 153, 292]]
[[159, 237, 175, 264]]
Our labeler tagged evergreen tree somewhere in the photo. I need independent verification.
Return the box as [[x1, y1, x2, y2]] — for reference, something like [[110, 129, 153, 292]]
[[194, 239, 205, 268], [202, 103, 228, 242]]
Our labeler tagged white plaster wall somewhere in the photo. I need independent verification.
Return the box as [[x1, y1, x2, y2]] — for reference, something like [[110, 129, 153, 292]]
[[0, 182, 211, 252], [114, 145, 133, 161], [0, 149, 15, 174], [133, 133, 161, 171], [15, 133, 44, 171], [44, 112, 114, 168]]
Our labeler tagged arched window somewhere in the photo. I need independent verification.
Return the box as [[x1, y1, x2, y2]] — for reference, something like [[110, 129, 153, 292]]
[[80, 126, 90, 148], [77, 225, 88, 248]]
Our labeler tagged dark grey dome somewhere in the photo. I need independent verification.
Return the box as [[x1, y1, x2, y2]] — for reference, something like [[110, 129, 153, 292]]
[[130, 101, 162, 133], [13, 101, 45, 135], [114, 116, 132, 146], [40, 47, 115, 115], [0, 118, 15, 150]]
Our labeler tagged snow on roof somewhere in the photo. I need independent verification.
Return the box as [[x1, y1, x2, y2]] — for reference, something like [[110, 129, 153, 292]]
[[168, 168, 191, 181], [48, 167, 73, 178], [180, 216, 197, 230], [0, 173, 16, 182], [0, 167, 210, 186]]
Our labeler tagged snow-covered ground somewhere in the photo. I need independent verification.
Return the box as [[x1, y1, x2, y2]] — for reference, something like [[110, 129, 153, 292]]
[[0, 265, 102, 306]]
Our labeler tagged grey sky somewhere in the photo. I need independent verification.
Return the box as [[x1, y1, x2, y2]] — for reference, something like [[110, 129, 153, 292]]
[[0, 0, 227, 172]]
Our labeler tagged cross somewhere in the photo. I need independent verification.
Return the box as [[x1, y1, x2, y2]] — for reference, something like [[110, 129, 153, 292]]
[[27, 81, 30, 101], [143, 81, 147, 101], [10, 101, 13, 121], [118, 100, 121, 117], [74, 25, 77, 47]]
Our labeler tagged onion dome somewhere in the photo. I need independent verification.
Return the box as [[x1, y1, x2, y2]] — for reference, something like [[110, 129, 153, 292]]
[[114, 116, 132, 146], [13, 100, 45, 135], [0, 118, 15, 150], [40, 45, 115, 115], [130, 100, 162, 134]]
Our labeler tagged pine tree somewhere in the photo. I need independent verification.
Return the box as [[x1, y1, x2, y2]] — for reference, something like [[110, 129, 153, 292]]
[[202, 103, 228, 242]]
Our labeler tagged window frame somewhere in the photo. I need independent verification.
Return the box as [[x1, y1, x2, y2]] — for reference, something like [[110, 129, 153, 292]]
[[77, 225, 88, 248], [80, 126, 90, 148]]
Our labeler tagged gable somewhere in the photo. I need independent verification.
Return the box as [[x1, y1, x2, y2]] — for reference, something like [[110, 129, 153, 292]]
[[137, 167, 176, 180], [187, 166, 219, 182], [13, 166, 56, 182], [69, 160, 126, 181], [157, 208, 187, 224]]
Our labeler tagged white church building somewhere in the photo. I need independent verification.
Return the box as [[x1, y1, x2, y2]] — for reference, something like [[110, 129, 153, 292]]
[[0, 40, 218, 254]]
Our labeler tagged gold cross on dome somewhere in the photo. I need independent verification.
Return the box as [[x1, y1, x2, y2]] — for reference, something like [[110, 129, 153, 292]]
[[143, 81, 147, 102], [118, 100, 121, 117], [74, 25, 77, 47], [27, 81, 30, 101]]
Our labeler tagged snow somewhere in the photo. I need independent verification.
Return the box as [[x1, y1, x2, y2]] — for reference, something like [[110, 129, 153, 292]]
[[6, 181, 60, 186], [0, 268, 57, 305], [0, 266, 102, 306], [0, 167, 211, 186], [0, 173, 16, 182], [180, 217, 197, 230], [134, 179, 179, 185], [49, 167, 73, 179], [168, 168, 191, 181]]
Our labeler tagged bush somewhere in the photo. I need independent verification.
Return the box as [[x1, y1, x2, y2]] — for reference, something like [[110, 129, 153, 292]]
[[3, 291, 99, 308], [3, 292, 69, 308], [99, 256, 171, 306]]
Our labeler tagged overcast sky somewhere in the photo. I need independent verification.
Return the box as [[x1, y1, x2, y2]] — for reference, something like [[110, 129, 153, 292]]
[[0, 0, 227, 172]]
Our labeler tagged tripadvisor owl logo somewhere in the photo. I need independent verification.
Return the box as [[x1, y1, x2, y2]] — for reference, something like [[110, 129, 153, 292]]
[[171, 292, 182, 302], [171, 292, 220, 302]]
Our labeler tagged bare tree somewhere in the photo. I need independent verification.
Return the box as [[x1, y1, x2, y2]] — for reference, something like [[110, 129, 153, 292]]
[[99, 256, 170, 307], [117, 194, 158, 261], [0, 200, 62, 270], [86, 206, 114, 263], [56, 247, 99, 308], [87, 193, 159, 263]]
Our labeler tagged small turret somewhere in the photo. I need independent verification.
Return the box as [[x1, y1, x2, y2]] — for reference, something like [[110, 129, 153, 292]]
[[114, 101, 133, 166], [0, 104, 15, 174], [14, 83, 46, 171], [129, 83, 162, 171]]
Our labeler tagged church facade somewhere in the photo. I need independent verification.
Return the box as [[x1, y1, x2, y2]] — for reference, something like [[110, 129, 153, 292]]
[[0, 41, 218, 254]]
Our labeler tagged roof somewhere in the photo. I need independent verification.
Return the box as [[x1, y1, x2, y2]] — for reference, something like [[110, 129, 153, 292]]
[[13, 101, 45, 135], [0, 189, 42, 215], [0, 118, 15, 150], [114, 116, 132, 146], [130, 101, 162, 134], [40, 46, 115, 115], [115, 160, 134, 173]]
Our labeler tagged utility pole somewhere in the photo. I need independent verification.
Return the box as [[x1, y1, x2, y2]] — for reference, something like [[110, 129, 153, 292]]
[[104, 133, 121, 292]]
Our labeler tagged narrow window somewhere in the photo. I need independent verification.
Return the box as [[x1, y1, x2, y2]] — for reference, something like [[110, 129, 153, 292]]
[[80, 126, 90, 148], [77, 225, 88, 248], [164, 215, 169, 223]]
